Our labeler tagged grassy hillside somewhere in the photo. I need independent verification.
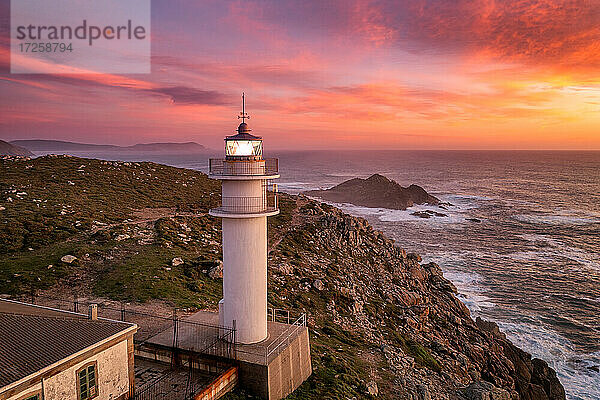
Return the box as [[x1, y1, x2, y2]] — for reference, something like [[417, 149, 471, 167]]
[[0, 155, 220, 303], [0, 156, 377, 398], [0, 155, 564, 400]]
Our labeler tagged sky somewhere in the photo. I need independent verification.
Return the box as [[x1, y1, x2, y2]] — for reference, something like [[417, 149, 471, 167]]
[[0, 0, 599, 150]]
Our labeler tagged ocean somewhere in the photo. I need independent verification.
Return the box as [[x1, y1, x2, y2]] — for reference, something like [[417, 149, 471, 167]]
[[44, 150, 600, 399]]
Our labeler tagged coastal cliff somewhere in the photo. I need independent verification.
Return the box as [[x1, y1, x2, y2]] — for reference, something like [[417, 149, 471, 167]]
[[0, 139, 33, 157], [267, 198, 564, 399], [0, 156, 564, 400], [303, 173, 439, 210]]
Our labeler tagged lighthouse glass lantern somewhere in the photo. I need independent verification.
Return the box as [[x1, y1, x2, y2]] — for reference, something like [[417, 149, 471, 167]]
[[225, 124, 263, 159]]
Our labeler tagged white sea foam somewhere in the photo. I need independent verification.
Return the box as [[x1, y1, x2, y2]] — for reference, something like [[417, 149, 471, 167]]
[[312, 186, 599, 398], [441, 269, 497, 312], [514, 213, 600, 226], [425, 253, 600, 399], [330, 202, 470, 225], [446, 266, 600, 399], [493, 320, 600, 400], [509, 235, 600, 271], [422, 253, 497, 312]]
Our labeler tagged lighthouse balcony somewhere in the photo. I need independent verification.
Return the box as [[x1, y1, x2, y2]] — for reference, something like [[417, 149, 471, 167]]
[[209, 194, 280, 217], [209, 158, 279, 179]]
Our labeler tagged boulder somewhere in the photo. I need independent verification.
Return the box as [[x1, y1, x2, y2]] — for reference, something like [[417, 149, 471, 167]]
[[313, 279, 325, 291], [407, 253, 422, 262], [366, 380, 378, 396], [171, 257, 184, 267], [531, 358, 565, 400], [60, 255, 77, 264], [277, 263, 294, 275], [475, 317, 506, 339], [208, 260, 223, 279], [417, 384, 432, 400], [411, 210, 447, 219], [463, 381, 511, 400]]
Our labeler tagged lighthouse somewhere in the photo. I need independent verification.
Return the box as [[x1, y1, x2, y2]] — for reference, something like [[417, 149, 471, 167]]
[[209, 94, 279, 344]]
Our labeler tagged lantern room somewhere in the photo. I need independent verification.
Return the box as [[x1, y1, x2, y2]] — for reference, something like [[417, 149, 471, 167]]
[[225, 123, 263, 160]]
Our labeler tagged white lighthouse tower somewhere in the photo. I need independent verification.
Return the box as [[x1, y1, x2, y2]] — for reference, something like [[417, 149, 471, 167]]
[[209, 94, 279, 344]]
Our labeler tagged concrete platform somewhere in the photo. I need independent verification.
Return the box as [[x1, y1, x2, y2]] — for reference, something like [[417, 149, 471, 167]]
[[143, 310, 312, 400]]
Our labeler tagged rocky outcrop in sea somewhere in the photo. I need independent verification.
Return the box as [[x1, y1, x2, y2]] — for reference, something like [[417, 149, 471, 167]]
[[303, 173, 439, 210]]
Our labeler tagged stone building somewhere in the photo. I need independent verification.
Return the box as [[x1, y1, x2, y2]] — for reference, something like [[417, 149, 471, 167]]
[[0, 299, 137, 400]]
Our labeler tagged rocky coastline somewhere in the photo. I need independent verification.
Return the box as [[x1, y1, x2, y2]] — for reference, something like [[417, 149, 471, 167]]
[[268, 197, 565, 399]]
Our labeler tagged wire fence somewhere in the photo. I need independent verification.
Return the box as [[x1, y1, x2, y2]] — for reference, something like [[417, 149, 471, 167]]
[[11, 294, 236, 360], [134, 361, 219, 400], [134, 371, 180, 400], [12, 294, 306, 366]]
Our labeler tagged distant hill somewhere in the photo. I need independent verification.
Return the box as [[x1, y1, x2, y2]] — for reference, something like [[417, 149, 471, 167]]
[[303, 173, 439, 209], [0, 140, 34, 156], [10, 140, 206, 153], [126, 142, 206, 152]]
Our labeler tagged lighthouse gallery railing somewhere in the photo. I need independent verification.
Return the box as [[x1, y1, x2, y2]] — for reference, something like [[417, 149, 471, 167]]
[[217, 193, 278, 214], [209, 158, 278, 176]]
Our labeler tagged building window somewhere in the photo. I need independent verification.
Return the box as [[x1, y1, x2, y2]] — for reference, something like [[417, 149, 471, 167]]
[[77, 362, 98, 400]]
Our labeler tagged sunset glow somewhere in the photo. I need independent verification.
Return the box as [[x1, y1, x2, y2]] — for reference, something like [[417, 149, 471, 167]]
[[1, 0, 599, 150]]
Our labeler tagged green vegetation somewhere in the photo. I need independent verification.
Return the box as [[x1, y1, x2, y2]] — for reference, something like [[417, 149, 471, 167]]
[[1, 155, 441, 399], [393, 331, 441, 373], [0, 156, 220, 303]]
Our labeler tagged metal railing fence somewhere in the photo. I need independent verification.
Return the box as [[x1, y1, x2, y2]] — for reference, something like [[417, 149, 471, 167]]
[[10, 294, 306, 366], [208, 158, 278, 176], [216, 193, 278, 214], [265, 313, 306, 362], [10, 294, 236, 360], [133, 372, 178, 400], [233, 307, 307, 364]]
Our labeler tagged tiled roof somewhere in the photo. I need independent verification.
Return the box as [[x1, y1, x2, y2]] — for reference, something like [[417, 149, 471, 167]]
[[0, 303, 134, 389]]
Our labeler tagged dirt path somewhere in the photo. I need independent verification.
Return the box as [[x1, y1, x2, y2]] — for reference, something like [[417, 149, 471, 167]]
[[91, 207, 207, 233], [268, 197, 306, 254]]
